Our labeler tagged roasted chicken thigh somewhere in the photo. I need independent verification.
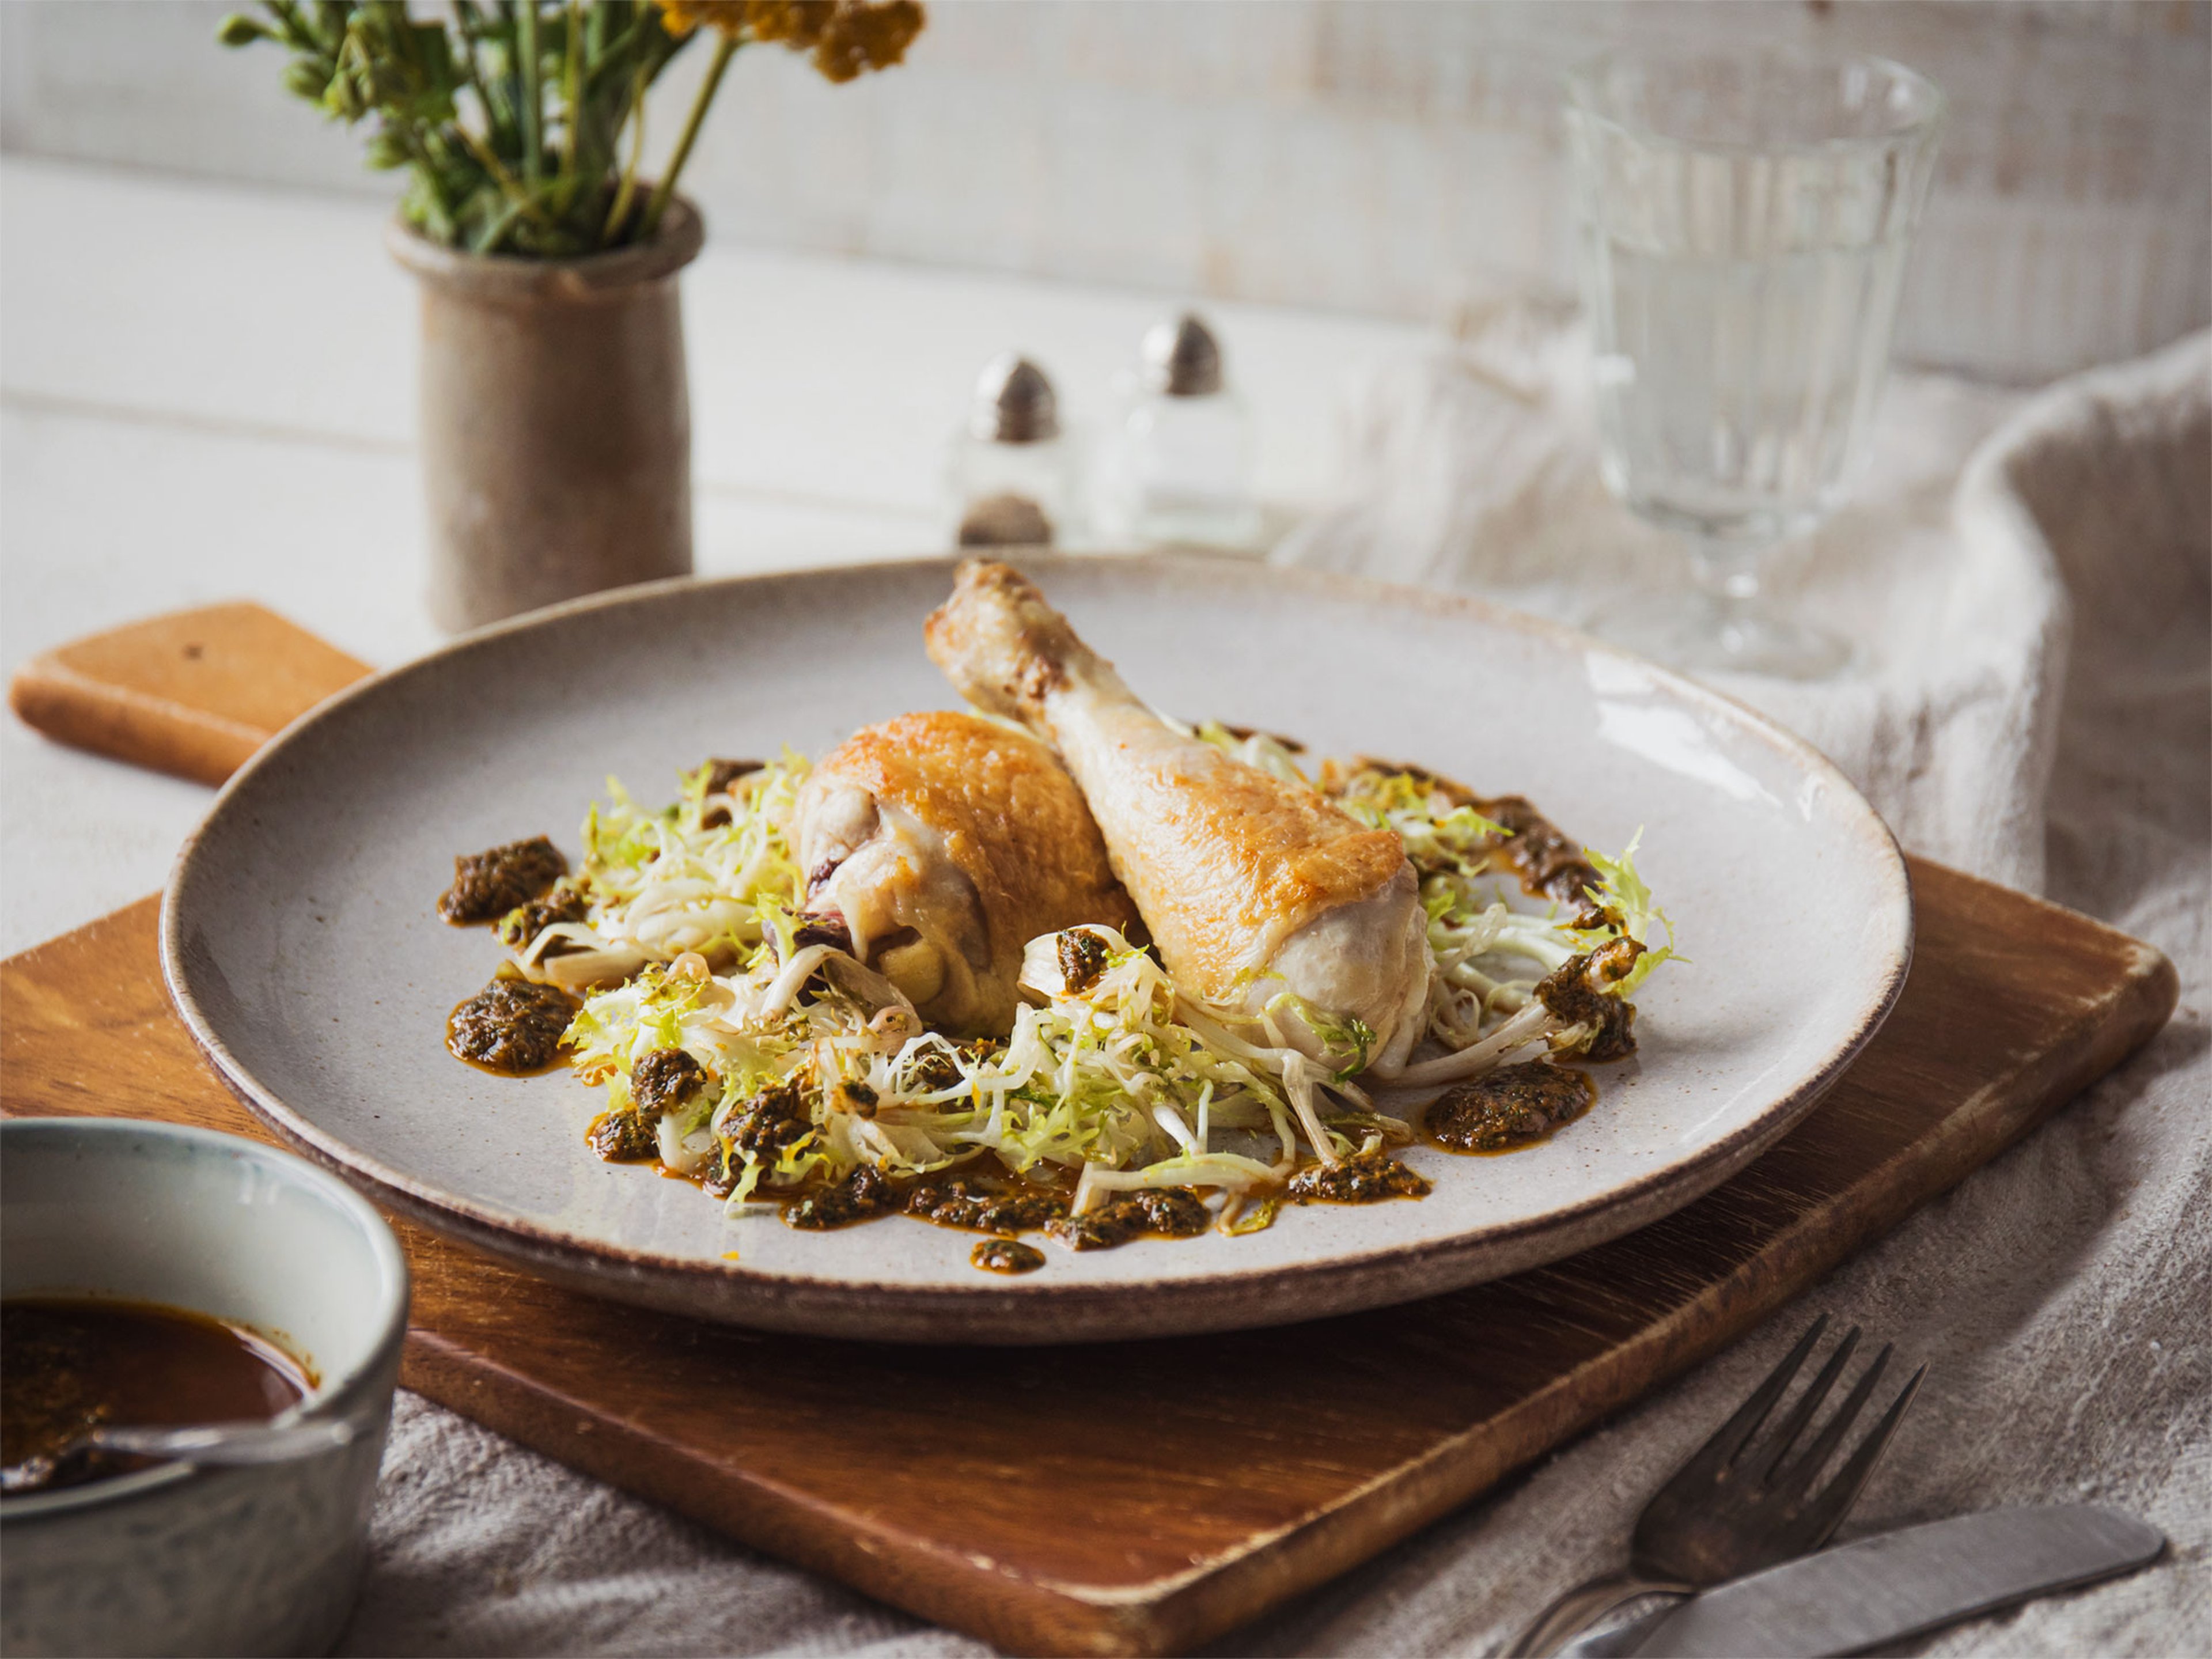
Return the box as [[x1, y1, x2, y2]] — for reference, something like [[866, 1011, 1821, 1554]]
[[791, 709, 1135, 1037], [925, 561, 1431, 1071]]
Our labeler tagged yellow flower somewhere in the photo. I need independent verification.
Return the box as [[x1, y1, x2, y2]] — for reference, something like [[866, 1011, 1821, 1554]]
[[657, 0, 925, 81], [735, 1, 834, 45], [655, 0, 752, 37], [805, 0, 923, 82]]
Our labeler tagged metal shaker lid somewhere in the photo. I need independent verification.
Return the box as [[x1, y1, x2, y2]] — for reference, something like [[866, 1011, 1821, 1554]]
[[1141, 312, 1224, 396], [969, 354, 1060, 443]]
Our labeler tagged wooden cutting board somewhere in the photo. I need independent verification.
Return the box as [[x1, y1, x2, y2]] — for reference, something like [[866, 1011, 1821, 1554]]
[[6, 603, 372, 785], [0, 606, 2180, 1656]]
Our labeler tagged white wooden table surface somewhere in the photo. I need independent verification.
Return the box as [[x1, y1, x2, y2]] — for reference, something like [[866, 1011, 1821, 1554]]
[[0, 156, 1428, 955]]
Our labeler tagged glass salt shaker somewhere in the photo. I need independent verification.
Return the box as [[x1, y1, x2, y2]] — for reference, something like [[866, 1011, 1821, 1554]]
[[947, 354, 1080, 548], [1099, 313, 1259, 551]]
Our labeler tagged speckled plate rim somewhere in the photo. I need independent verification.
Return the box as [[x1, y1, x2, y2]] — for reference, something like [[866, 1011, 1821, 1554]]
[[161, 554, 1912, 1345]]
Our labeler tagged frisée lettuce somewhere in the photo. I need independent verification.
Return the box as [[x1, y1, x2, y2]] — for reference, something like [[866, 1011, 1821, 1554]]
[[502, 754, 809, 990], [484, 728, 1675, 1239]]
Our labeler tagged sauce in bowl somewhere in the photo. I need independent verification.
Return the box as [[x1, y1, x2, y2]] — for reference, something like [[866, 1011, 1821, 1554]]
[[1, 1297, 312, 1497]]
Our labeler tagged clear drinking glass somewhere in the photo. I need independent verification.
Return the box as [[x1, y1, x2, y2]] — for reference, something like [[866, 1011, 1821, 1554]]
[[1565, 48, 1945, 678]]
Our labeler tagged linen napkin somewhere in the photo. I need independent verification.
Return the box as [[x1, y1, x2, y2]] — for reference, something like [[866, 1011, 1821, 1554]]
[[1271, 298, 2062, 893]]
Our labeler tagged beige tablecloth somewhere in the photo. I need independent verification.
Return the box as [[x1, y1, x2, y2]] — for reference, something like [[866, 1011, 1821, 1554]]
[[337, 330, 2210, 1657]]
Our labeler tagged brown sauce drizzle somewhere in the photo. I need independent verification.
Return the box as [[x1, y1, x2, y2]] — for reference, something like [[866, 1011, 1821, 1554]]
[[438, 835, 567, 925], [1048, 1187, 1212, 1251], [633, 1109, 1444, 1249], [725, 1166, 1080, 1238], [1056, 929, 1109, 993], [785, 1166, 904, 1229], [2, 1298, 311, 1497], [700, 758, 765, 796], [587, 1109, 661, 1162], [446, 978, 579, 1075], [1286, 1146, 1432, 1204], [971, 1239, 1046, 1275], [630, 1049, 707, 1115], [1536, 946, 1641, 1062], [655, 1143, 1261, 1256], [1346, 758, 1601, 905], [1424, 1062, 1596, 1155], [906, 1175, 1071, 1236], [1471, 794, 1601, 906], [495, 882, 588, 949]]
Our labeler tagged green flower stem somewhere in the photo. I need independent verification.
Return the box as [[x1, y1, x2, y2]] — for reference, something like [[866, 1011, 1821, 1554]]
[[457, 122, 554, 234], [453, 1, 494, 135], [639, 31, 737, 243], [559, 0, 582, 181], [516, 0, 542, 185], [601, 60, 651, 244]]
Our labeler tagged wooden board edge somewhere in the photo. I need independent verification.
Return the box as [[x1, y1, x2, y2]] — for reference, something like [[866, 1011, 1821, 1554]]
[[7, 654, 259, 786], [6, 602, 372, 786], [399, 1327, 1154, 1657]]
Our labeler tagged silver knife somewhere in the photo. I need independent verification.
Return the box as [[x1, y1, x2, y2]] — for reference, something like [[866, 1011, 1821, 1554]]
[[1558, 1505, 2165, 1658]]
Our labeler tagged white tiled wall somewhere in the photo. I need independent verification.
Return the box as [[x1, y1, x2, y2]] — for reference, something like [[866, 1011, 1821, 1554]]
[[5, 0, 2206, 381]]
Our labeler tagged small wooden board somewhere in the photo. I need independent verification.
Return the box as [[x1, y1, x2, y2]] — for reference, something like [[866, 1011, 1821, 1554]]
[[0, 869, 2175, 1656], [5, 603, 370, 785]]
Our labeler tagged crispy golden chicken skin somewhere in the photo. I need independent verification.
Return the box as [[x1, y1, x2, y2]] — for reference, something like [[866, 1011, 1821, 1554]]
[[791, 710, 1136, 1037], [923, 561, 1430, 1071]]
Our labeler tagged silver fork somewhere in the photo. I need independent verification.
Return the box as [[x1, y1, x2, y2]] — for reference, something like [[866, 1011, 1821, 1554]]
[[1503, 1315, 1926, 1658]]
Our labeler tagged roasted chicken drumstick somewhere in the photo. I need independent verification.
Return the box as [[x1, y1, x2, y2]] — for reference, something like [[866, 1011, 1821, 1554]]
[[791, 709, 1135, 1038], [924, 561, 1431, 1071]]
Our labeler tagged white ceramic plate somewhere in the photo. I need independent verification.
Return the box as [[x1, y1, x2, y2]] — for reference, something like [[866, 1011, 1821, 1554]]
[[163, 555, 1910, 1344]]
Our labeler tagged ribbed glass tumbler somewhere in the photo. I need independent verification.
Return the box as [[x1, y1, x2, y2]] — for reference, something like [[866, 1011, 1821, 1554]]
[[1566, 47, 1945, 679]]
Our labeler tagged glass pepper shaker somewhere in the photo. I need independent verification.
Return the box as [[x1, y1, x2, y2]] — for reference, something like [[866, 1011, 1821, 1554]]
[[1098, 313, 1259, 552], [948, 354, 1080, 549]]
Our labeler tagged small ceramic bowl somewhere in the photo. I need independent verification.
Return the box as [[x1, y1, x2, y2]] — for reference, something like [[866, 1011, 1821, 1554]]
[[1, 1119, 410, 1657]]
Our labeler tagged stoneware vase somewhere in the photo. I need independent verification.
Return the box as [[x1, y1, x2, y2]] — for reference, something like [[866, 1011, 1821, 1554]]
[[387, 199, 704, 632]]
